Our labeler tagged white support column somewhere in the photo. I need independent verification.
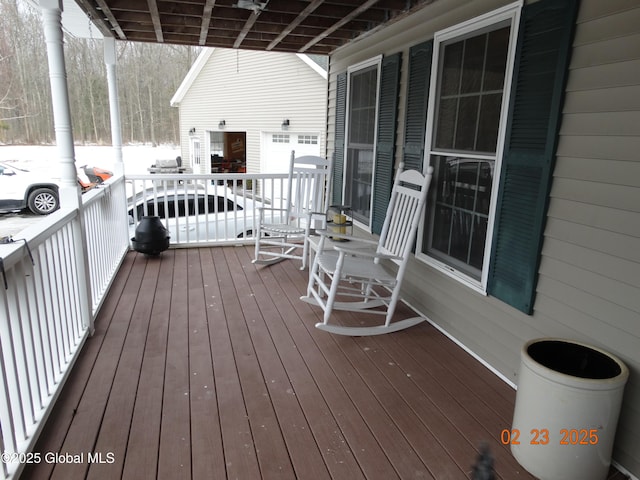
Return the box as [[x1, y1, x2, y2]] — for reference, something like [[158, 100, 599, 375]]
[[39, 0, 80, 204], [39, 0, 94, 334], [104, 37, 124, 176]]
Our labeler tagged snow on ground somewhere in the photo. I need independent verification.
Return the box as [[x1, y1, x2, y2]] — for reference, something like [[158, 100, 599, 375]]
[[0, 144, 181, 175], [0, 144, 181, 237]]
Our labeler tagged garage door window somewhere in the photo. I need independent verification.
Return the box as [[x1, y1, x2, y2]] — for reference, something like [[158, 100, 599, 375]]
[[298, 135, 318, 145]]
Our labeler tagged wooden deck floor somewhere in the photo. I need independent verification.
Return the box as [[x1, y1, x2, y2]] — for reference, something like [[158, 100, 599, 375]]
[[23, 246, 628, 480]]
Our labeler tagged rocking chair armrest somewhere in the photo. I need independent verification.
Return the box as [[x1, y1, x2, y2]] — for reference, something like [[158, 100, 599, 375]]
[[333, 245, 401, 262]]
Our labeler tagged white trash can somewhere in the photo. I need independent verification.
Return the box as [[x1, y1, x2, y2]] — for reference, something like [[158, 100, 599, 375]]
[[511, 338, 628, 480]]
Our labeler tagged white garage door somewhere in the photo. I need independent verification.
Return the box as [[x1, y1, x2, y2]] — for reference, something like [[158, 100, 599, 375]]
[[261, 132, 322, 204], [261, 132, 321, 174]]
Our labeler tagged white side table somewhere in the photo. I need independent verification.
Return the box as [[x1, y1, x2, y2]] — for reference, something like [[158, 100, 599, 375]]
[[307, 234, 376, 267]]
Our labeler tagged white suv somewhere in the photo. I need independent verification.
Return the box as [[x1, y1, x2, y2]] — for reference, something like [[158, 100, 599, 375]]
[[0, 161, 60, 215]]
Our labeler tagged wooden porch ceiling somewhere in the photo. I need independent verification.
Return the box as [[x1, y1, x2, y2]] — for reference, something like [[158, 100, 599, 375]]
[[73, 0, 436, 55]]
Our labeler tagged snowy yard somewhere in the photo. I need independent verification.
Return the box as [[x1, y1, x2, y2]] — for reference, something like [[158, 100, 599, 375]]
[[0, 144, 180, 237], [0, 144, 180, 174]]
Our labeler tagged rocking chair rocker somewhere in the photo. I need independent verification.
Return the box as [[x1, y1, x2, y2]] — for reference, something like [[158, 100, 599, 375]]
[[253, 151, 332, 270], [300, 163, 434, 336]]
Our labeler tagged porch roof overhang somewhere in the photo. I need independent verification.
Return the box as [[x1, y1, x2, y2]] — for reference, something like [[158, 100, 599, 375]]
[[71, 0, 436, 55]]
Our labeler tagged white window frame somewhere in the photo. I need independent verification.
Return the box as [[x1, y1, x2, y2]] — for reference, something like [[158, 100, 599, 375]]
[[416, 2, 522, 294], [343, 55, 382, 232], [190, 136, 201, 168]]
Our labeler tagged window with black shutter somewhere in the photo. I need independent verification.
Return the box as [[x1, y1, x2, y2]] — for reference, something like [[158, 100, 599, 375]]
[[417, 4, 521, 292]]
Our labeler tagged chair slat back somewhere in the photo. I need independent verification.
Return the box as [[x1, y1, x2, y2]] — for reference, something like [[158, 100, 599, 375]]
[[378, 164, 434, 264], [287, 153, 332, 223]]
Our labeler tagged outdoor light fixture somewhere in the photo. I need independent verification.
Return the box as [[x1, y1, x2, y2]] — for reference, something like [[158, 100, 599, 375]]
[[218, 120, 226, 129], [188, 127, 196, 135], [281, 119, 290, 130]]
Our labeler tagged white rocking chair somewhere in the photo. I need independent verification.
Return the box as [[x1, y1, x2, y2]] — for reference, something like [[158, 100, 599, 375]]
[[300, 163, 434, 336], [253, 151, 332, 270]]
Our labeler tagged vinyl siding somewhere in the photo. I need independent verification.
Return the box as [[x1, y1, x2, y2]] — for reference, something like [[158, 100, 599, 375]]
[[176, 48, 327, 173], [327, 0, 640, 476], [543, 0, 640, 471]]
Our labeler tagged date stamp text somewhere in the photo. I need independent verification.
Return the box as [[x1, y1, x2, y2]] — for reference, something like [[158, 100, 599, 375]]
[[500, 428, 600, 446]]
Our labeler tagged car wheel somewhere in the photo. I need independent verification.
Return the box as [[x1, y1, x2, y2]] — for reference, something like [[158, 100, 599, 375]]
[[27, 188, 59, 215]]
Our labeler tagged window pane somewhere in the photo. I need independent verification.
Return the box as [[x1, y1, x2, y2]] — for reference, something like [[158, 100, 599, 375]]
[[425, 156, 494, 279], [449, 209, 472, 263], [435, 98, 457, 149], [441, 42, 463, 96], [345, 148, 374, 224], [476, 93, 503, 152], [484, 28, 510, 90], [454, 96, 479, 150], [469, 214, 488, 269], [460, 35, 485, 94], [434, 25, 510, 155]]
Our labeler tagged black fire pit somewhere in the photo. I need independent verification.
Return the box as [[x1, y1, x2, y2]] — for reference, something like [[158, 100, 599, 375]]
[[131, 216, 170, 255]]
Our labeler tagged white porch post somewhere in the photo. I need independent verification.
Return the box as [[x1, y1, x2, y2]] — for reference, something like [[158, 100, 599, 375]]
[[39, 0, 79, 200], [104, 37, 124, 176], [39, 0, 94, 334]]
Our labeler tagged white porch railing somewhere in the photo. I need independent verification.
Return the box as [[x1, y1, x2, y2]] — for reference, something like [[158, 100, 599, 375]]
[[0, 171, 293, 479], [126, 173, 289, 246], [82, 175, 130, 316], [0, 175, 130, 480]]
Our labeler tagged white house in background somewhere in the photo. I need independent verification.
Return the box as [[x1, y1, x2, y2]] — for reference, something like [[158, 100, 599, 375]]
[[170, 48, 327, 176]]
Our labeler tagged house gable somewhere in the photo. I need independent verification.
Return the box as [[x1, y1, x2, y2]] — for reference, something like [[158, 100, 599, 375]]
[[175, 48, 328, 174]]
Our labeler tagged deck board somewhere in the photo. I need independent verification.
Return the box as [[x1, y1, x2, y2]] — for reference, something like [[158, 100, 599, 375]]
[[121, 253, 173, 480], [23, 246, 626, 480], [187, 248, 226, 480], [86, 255, 161, 480]]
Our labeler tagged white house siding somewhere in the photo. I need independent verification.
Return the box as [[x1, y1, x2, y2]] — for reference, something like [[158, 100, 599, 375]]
[[327, 0, 640, 477], [176, 48, 327, 174]]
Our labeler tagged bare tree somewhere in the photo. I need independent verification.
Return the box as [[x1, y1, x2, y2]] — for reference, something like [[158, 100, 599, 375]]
[[1, 0, 198, 146]]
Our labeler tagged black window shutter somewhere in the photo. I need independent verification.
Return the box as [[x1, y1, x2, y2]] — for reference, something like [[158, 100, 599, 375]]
[[487, 0, 578, 314], [403, 40, 433, 172], [371, 53, 402, 234], [332, 72, 347, 205]]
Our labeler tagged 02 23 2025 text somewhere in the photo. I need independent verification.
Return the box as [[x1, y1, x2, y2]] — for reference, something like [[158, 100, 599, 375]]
[[500, 428, 599, 446]]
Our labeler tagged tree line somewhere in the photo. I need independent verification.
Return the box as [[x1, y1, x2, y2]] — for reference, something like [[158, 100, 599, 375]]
[[0, 0, 199, 145]]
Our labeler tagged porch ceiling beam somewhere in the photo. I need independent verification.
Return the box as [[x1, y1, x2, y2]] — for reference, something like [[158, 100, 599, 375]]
[[300, 0, 382, 53], [93, 0, 126, 39], [233, 7, 264, 49], [266, 0, 325, 51], [146, 0, 163, 42], [199, 0, 217, 46]]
